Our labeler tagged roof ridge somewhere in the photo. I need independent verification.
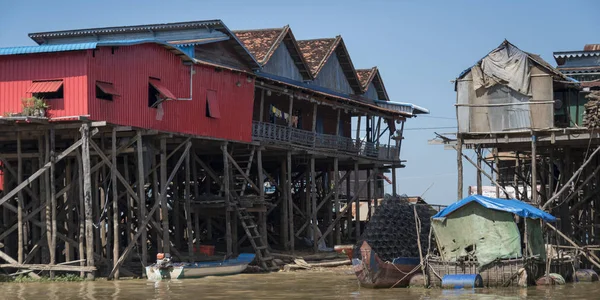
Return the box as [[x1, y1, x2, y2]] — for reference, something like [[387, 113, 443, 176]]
[[232, 27, 286, 33]]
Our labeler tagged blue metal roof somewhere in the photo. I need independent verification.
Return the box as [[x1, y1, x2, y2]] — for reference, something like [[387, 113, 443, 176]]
[[433, 195, 557, 222], [0, 39, 194, 62]]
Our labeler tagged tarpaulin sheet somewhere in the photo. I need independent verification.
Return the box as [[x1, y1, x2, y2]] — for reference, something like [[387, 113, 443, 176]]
[[433, 195, 556, 222], [472, 42, 531, 95], [432, 202, 522, 268]]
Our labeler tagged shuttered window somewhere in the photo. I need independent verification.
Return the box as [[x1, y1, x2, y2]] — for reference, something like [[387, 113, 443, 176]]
[[206, 90, 221, 119], [28, 80, 64, 99], [96, 81, 118, 101]]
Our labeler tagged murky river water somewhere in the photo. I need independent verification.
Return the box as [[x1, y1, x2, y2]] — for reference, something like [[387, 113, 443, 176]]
[[2, 272, 600, 299]]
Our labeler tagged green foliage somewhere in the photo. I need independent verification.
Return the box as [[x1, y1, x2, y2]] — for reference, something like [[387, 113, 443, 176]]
[[21, 96, 49, 117]]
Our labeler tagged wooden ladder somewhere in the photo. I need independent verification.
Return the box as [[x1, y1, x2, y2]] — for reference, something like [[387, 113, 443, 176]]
[[235, 204, 277, 271]]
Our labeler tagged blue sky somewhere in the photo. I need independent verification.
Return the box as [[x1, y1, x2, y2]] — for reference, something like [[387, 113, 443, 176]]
[[1, 0, 598, 204]]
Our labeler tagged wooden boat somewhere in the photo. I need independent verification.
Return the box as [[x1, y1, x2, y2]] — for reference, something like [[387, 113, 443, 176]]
[[146, 253, 255, 280], [351, 241, 421, 288]]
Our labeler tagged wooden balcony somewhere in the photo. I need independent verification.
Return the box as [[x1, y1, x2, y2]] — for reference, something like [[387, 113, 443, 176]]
[[252, 121, 400, 161]]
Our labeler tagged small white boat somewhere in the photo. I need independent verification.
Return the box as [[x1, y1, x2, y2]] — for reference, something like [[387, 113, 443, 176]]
[[146, 253, 256, 280]]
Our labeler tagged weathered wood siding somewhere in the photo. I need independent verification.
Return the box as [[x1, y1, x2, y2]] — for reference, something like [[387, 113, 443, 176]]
[[312, 53, 353, 94], [262, 44, 304, 81], [365, 82, 379, 100]]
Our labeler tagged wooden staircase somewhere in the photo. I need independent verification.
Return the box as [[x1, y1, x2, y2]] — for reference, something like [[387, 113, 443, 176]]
[[227, 146, 276, 271], [235, 205, 277, 270]]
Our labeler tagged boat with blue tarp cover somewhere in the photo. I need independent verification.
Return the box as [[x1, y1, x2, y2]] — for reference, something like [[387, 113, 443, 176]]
[[146, 253, 255, 280]]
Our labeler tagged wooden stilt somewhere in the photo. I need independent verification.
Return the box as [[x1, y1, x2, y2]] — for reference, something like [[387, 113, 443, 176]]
[[192, 154, 201, 253], [354, 162, 360, 239], [334, 158, 340, 245], [326, 169, 333, 247], [222, 143, 232, 257], [111, 128, 119, 279], [185, 143, 193, 261], [457, 135, 463, 200], [136, 132, 147, 270], [494, 148, 500, 198], [366, 169, 371, 221], [346, 170, 352, 241], [81, 124, 95, 279], [160, 137, 170, 253], [476, 147, 482, 195], [392, 167, 397, 196], [76, 147, 85, 278], [311, 157, 317, 251], [123, 156, 133, 251], [50, 127, 57, 278], [287, 151, 294, 252], [531, 133, 538, 205], [280, 157, 288, 248], [17, 131, 23, 264]]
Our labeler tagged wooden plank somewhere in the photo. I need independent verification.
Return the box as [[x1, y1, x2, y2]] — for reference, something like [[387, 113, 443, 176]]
[[0, 263, 96, 272], [108, 142, 191, 279], [226, 152, 260, 193], [0, 250, 40, 279]]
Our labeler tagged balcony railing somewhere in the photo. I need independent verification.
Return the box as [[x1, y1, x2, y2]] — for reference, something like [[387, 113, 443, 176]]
[[252, 121, 400, 161]]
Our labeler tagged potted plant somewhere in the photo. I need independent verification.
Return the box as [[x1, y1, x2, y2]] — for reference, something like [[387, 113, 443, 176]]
[[22, 97, 49, 117]]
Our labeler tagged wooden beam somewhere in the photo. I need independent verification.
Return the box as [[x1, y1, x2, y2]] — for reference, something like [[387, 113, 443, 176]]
[[160, 137, 170, 253], [287, 151, 294, 252], [111, 128, 120, 279], [531, 134, 538, 204], [311, 157, 317, 251], [226, 152, 260, 193], [0, 250, 40, 279], [457, 135, 463, 200], [0, 263, 96, 272], [222, 143, 232, 257], [460, 151, 511, 198], [354, 162, 360, 239], [334, 157, 340, 245], [108, 142, 191, 279], [185, 142, 194, 261], [17, 131, 23, 264]]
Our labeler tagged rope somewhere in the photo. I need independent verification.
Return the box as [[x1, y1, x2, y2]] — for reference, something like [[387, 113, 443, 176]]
[[388, 263, 422, 289]]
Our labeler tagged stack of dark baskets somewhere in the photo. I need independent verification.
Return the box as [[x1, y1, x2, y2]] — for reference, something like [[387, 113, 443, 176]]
[[353, 195, 436, 262], [583, 91, 600, 128]]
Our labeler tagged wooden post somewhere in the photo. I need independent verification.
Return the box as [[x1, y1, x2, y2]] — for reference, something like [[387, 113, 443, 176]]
[[311, 157, 317, 251], [135, 132, 147, 271], [515, 153, 521, 200], [354, 162, 360, 239], [346, 170, 352, 240], [174, 172, 181, 250], [81, 124, 95, 279], [152, 155, 161, 250], [288, 95, 294, 127], [334, 158, 340, 245], [326, 169, 333, 246], [531, 134, 538, 205], [355, 116, 361, 141], [366, 169, 372, 220], [392, 167, 397, 196], [185, 142, 193, 261], [287, 151, 294, 252], [76, 147, 85, 278], [476, 147, 482, 195], [548, 148, 554, 203], [259, 89, 265, 122], [111, 128, 119, 279], [17, 131, 23, 264], [124, 156, 133, 249], [50, 127, 57, 277], [222, 143, 232, 257], [192, 154, 201, 253], [280, 157, 288, 249], [457, 135, 463, 200], [494, 148, 500, 198], [160, 137, 170, 253]]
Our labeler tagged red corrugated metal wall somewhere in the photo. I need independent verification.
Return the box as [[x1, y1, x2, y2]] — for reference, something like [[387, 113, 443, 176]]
[[0, 52, 88, 117], [87, 44, 255, 142]]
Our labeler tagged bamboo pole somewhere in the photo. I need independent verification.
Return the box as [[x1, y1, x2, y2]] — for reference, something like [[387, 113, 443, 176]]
[[81, 124, 95, 279]]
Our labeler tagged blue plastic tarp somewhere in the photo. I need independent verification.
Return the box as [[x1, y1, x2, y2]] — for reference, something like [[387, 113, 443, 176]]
[[433, 195, 557, 222]]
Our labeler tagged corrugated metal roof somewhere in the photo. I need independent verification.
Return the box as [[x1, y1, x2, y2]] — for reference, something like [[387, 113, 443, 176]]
[[374, 100, 429, 115], [27, 80, 63, 93], [0, 39, 195, 62], [168, 36, 230, 47], [553, 51, 600, 59], [0, 43, 98, 55]]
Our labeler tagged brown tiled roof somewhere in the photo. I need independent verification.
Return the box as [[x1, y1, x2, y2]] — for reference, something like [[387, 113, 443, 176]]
[[233, 28, 285, 64], [356, 67, 376, 90], [584, 44, 600, 51], [297, 38, 339, 76]]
